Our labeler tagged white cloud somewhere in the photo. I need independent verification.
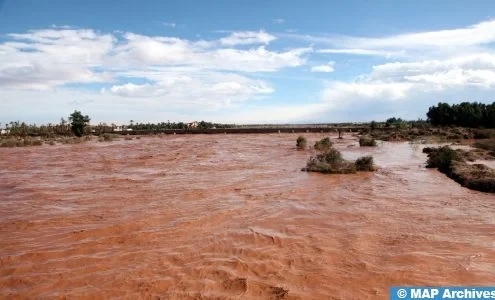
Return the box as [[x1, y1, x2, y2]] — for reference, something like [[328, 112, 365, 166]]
[[0, 28, 308, 92], [219, 30, 276, 46], [318, 48, 405, 58], [296, 19, 495, 120], [310, 61, 335, 73], [4, 19, 495, 124], [273, 18, 285, 24], [0, 29, 115, 90], [0, 27, 313, 124], [345, 18, 495, 49], [108, 32, 310, 72], [286, 18, 495, 59], [104, 71, 274, 107], [163, 22, 176, 28], [369, 53, 495, 88]]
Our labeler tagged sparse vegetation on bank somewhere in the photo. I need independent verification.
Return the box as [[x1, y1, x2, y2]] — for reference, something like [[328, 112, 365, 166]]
[[0, 137, 44, 148], [424, 146, 495, 193], [473, 140, 495, 156]]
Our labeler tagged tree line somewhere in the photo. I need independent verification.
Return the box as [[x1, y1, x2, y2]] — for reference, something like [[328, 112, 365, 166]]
[[427, 102, 495, 128], [1, 111, 235, 137], [3, 102, 495, 138]]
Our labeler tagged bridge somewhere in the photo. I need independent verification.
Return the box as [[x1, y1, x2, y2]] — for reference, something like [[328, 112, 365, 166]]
[[121, 125, 396, 135]]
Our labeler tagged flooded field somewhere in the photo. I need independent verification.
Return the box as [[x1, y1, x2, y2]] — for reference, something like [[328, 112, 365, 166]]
[[1, 133, 494, 299]]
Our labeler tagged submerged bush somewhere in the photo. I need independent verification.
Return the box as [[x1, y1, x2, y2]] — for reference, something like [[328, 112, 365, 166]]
[[425, 146, 461, 173], [31, 139, 43, 146], [304, 148, 374, 174], [314, 137, 332, 151], [359, 136, 377, 147], [296, 136, 307, 149], [355, 156, 375, 171], [102, 133, 113, 142]]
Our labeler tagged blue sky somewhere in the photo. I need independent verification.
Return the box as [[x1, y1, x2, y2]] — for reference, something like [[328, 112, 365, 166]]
[[1, 0, 495, 125]]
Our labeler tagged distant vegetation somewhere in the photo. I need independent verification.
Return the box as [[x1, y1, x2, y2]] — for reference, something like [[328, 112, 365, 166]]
[[424, 146, 495, 193], [427, 101, 495, 128], [129, 120, 235, 131], [385, 117, 408, 128]]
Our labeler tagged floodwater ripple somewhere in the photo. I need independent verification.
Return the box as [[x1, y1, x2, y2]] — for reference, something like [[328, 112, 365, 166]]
[[1, 133, 494, 299]]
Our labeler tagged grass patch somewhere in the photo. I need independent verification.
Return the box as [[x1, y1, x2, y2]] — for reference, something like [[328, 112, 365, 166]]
[[0, 139, 18, 147], [314, 137, 332, 151], [0, 138, 44, 147], [296, 136, 307, 149], [100, 133, 113, 142], [359, 136, 377, 147]]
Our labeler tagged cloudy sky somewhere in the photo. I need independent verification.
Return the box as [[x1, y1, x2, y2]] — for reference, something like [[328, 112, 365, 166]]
[[1, 0, 495, 125]]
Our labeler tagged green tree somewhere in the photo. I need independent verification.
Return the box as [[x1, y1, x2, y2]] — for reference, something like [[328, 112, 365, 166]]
[[68, 110, 90, 137]]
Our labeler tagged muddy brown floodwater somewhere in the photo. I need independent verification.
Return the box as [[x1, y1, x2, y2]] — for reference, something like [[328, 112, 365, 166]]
[[1, 133, 495, 299]]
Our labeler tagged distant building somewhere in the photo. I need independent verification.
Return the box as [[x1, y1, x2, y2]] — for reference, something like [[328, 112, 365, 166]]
[[188, 121, 198, 129], [0, 129, 10, 135]]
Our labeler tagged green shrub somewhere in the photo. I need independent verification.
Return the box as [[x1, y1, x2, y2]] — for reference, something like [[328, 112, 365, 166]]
[[425, 146, 461, 173], [359, 136, 377, 147], [296, 136, 307, 149], [355, 156, 375, 171], [314, 137, 332, 151]]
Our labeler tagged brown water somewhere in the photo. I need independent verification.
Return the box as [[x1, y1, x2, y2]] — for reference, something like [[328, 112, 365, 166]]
[[1, 134, 494, 299]]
